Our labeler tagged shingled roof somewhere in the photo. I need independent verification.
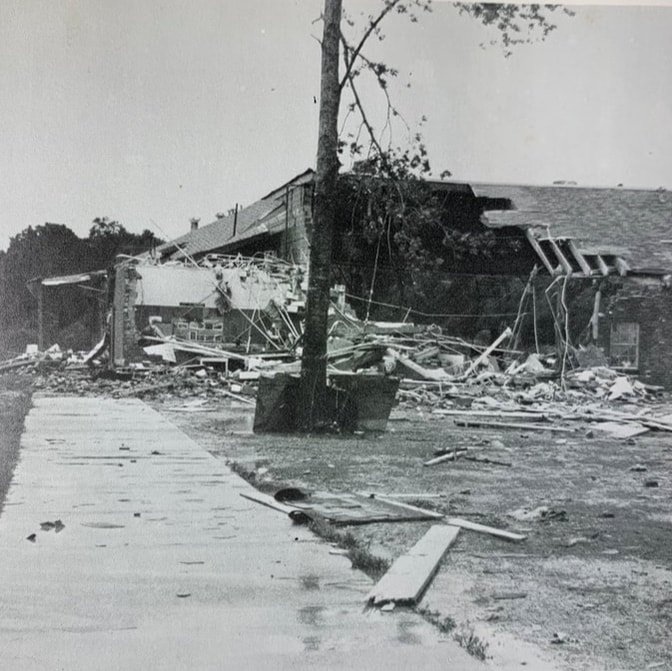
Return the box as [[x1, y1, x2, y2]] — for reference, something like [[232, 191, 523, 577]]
[[157, 198, 282, 260], [158, 168, 315, 260], [474, 184, 672, 273]]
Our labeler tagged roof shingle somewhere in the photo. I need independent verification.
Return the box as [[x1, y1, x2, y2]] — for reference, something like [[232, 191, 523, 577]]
[[474, 184, 672, 272]]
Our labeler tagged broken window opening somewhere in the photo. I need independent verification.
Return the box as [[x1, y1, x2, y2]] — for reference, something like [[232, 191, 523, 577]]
[[610, 321, 639, 370]]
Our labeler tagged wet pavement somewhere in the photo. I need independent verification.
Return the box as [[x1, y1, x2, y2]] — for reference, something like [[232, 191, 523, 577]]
[[0, 396, 481, 670]]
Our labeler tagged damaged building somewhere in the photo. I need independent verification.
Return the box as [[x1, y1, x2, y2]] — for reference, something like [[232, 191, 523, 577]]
[[32, 168, 671, 388]]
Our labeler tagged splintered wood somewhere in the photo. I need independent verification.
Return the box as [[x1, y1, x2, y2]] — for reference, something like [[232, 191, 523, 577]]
[[367, 524, 460, 607]]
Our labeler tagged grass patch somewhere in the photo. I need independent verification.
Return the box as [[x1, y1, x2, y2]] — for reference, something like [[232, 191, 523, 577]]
[[228, 459, 283, 494], [418, 609, 489, 661], [228, 460, 391, 580], [308, 517, 390, 580], [416, 607, 457, 635], [454, 624, 489, 661]]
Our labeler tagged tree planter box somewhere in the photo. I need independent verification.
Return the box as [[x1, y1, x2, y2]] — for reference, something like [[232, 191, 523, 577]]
[[253, 373, 398, 433]]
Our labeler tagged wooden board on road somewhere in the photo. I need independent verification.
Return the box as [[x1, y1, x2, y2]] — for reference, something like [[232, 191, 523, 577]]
[[367, 524, 460, 606]]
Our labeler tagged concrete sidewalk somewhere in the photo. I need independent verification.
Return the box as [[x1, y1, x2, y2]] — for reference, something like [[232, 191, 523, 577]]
[[0, 396, 480, 670]]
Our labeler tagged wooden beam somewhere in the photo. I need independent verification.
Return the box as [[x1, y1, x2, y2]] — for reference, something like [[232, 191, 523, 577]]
[[367, 525, 461, 606], [525, 229, 556, 275], [432, 409, 546, 420], [423, 450, 468, 467], [37, 283, 44, 351], [595, 254, 610, 276], [592, 288, 601, 341], [454, 419, 574, 433], [461, 326, 513, 378], [239, 491, 299, 516], [614, 257, 630, 277], [446, 518, 527, 542], [547, 238, 573, 275], [373, 495, 445, 519], [567, 240, 593, 275]]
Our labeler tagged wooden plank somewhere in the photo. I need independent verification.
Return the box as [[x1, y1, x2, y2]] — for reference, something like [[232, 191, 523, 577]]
[[462, 327, 513, 378], [423, 450, 468, 467], [454, 419, 574, 433], [547, 238, 573, 275], [239, 491, 299, 516], [432, 409, 546, 420], [595, 254, 610, 276], [592, 421, 649, 439], [362, 493, 445, 500], [367, 525, 460, 606], [463, 455, 512, 467], [373, 495, 444, 520], [566, 240, 593, 275], [525, 229, 556, 275], [614, 257, 630, 277], [447, 518, 527, 542]]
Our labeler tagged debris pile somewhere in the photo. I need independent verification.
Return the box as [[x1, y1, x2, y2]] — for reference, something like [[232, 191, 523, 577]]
[[2, 314, 668, 435]]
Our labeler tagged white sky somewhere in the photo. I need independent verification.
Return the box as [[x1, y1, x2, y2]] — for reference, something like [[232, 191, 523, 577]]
[[1, 0, 671, 251]]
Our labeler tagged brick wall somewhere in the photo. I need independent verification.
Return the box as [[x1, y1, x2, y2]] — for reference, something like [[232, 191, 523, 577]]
[[600, 276, 672, 388], [112, 263, 144, 366]]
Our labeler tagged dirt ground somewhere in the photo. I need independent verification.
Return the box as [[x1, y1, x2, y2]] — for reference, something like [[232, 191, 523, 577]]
[[157, 396, 672, 671]]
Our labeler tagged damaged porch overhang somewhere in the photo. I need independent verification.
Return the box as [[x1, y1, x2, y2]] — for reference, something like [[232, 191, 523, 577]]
[[479, 211, 631, 279], [26, 269, 108, 298]]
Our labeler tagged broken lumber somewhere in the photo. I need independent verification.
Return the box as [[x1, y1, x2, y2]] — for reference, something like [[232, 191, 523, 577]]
[[372, 495, 444, 520], [454, 420, 574, 433], [592, 421, 649, 439], [240, 491, 301, 516], [219, 388, 256, 405], [423, 449, 468, 467], [386, 348, 451, 382], [463, 455, 512, 467], [461, 326, 513, 378], [367, 524, 460, 606], [432, 409, 546, 421], [446, 518, 527, 542]]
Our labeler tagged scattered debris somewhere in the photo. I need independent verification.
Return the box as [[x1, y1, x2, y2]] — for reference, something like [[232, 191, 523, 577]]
[[593, 421, 649, 439], [455, 419, 574, 433], [367, 524, 461, 607], [252, 488, 444, 526], [507, 506, 567, 523], [423, 449, 468, 466], [492, 591, 527, 600]]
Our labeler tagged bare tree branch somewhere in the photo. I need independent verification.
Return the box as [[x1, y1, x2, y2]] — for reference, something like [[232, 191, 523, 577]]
[[340, 35, 385, 157], [339, 0, 402, 90]]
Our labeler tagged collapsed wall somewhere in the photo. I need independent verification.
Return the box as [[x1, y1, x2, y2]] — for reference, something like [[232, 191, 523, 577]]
[[110, 256, 304, 366]]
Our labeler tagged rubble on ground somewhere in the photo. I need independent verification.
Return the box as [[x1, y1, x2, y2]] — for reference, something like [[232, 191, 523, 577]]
[[2, 320, 669, 434]]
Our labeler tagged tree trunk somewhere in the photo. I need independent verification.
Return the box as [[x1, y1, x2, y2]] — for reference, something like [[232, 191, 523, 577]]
[[298, 0, 342, 431]]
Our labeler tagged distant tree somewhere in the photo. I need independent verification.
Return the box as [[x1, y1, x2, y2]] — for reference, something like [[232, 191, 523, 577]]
[[87, 217, 163, 268], [0, 224, 90, 348], [0, 220, 163, 354]]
